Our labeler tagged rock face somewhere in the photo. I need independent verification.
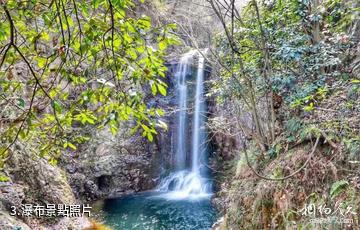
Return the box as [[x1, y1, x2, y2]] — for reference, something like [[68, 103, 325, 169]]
[[8, 149, 75, 205], [0, 211, 32, 230], [62, 128, 162, 201], [61, 63, 185, 201], [0, 182, 26, 211], [0, 149, 91, 229], [0, 182, 31, 230], [0, 90, 173, 230]]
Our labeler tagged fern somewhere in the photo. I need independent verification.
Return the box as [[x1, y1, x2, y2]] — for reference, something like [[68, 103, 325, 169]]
[[330, 180, 348, 199]]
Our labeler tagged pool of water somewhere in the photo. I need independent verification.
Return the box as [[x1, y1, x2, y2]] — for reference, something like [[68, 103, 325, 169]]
[[93, 191, 217, 230]]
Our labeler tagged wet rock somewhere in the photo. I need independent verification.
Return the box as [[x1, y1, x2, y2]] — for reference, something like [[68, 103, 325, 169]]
[[211, 197, 226, 213], [212, 216, 225, 230]]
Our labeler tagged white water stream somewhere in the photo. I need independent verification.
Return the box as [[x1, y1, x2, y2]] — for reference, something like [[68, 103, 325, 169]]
[[157, 50, 211, 200]]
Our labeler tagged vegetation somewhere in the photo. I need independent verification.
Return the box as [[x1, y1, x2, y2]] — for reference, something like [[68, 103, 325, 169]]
[[211, 0, 358, 156], [206, 0, 359, 228], [0, 0, 359, 229], [0, 0, 178, 168]]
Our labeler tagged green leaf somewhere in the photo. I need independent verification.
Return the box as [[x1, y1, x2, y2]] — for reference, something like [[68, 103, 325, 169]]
[[49, 158, 58, 165], [159, 40, 167, 51], [157, 84, 167, 96], [303, 102, 314, 112], [167, 36, 181, 45], [37, 57, 47, 68], [110, 125, 118, 135], [156, 108, 165, 116], [17, 98, 25, 108], [0, 174, 10, 182], [127, 48, 137, 60], [123, 33, 133, 43], [19, 129, 26, 139], [330, 180, 348, 199], [52, 101, 62, 113], [49, 89, 59, 98], [351, 79, 360, 84], [138, 16, 151, 29], [141, 124, 150, 132], [67, 142, 77, 150], [147, 132, 153, 142], [151, 83, 157, 95], [136, 45, 145, 53], [166, 23, 177, 30], [41, 32, 50, 41]]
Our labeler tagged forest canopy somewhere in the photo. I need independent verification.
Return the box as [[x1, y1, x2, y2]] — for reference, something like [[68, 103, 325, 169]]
[[0, 0, 178, 168]]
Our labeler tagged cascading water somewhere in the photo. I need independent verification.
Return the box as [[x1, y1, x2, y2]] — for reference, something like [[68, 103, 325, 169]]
[[192, 54, 206, 173], [157, 50, 212, 200], [94, 50, 217, 229], [175, 53, 191, 170]]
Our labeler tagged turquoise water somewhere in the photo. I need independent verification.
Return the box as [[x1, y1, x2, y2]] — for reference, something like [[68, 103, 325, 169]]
[[95, 192, 217, 230]]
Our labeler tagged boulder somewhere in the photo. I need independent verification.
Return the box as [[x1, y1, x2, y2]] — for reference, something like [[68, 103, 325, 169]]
[[7, 149, 75, 205], [0, 211, 31, 230]]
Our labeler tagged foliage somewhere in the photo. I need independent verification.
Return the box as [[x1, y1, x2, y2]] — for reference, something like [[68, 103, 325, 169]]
[[209, 0, 359, 228], [0, 0, 179, 166], [284, 118, 303, 142], [212, 0, 357, 148], [290, 87, 328, 111], [323, 0, 360, 32], [330, 180, 348, 199], [344, 137, 360, 158], [0, 173, 10, 182]]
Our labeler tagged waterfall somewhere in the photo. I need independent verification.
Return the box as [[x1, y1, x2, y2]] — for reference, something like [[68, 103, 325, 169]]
[[175, 53, 191, 170], [191, 55, 205, 173], [157, 50, 211, 200]]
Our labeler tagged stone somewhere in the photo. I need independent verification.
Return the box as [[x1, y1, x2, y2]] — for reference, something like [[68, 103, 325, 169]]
[[50, 216, 91, 230], [0, 211, 31, 230], [61, 127, 161, 201], [1, 149, 87, 229], [0, 182, 26, 210], [7, 150, 75, 205]]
